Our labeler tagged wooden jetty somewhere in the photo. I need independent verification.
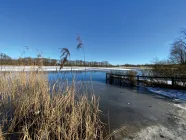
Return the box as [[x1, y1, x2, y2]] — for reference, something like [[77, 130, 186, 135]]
[[106, 73, 186, 89]]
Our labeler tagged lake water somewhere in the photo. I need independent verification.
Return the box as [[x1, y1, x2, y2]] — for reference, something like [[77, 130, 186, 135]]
[[48, 71, 177, 137], [48, 70, 150, 94], [48, 70, 143, 83], [48, 71, 107, 83]]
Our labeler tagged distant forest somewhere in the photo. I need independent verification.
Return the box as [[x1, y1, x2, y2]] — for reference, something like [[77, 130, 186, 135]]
[[1, 53, 183, 68], [0, 53, 172, 67], [0, 53, 113, 67]]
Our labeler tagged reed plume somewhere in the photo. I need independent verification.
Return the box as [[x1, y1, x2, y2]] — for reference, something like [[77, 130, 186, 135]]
[[59, 48, 70, 70], [76, 34, 83, 51], [76, 34, 86, 70]]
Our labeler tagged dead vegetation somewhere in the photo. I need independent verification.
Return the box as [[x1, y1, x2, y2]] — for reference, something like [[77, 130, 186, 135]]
[[126, 70, 137, 86], [0, 71, 103, 140]]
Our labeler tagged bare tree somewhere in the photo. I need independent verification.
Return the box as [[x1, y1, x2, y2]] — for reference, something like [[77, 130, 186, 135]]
[[170, 29, 186, 65], [170, 40, 186, 65], [181, 28, 186, 39]]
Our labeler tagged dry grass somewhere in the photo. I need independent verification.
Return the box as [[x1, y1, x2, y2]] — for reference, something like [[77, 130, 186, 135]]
[[0, 71, 103, 140], [0, 126, 4, 140], [126, 70, 137, 86]]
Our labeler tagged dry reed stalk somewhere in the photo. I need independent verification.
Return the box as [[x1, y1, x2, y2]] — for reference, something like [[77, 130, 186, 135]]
[[0, 126, 4, 140], [59, 48, 70, 71], [126, 70, 137, 86], [103, 126, 126, 140], [0, 71, 103, 140], [76, 34, 86, 71]]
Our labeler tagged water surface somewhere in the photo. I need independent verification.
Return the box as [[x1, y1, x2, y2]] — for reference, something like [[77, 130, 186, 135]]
[[48, 71, 178, 137]]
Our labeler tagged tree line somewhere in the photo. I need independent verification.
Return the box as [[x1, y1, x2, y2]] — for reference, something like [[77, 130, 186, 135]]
[[0, 53, 113, 67], [143, 28, 186, 77]]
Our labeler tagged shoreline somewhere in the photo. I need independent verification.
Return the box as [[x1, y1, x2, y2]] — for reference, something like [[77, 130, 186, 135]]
[[0, 66, 134, 71]]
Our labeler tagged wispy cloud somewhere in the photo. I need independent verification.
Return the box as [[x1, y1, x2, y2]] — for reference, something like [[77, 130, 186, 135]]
[[122, 12, 128, 24]]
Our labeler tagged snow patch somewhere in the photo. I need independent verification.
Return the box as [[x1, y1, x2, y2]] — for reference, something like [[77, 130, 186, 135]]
[[174, 104, 186, 111], [125, 125, 185, 140], [147, 87, 186, 100], [0, 66, 132, 72]]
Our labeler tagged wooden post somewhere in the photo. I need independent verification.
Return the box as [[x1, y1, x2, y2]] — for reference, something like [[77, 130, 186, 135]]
[[109, 74, 111, 84], [137, 75, 139, 86], [120, 77, 122, 87], [110, 75, 113, 85], [172, 77, 175, 87], [106, 73, 108, 84], [111, 75, 113, 85]]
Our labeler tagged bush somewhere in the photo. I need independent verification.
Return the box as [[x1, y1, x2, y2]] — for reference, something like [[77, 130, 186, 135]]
[[126, 70, 137, 86]]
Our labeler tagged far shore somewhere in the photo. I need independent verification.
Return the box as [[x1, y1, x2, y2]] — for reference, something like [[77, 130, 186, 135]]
[[0, 66, 142, 72]]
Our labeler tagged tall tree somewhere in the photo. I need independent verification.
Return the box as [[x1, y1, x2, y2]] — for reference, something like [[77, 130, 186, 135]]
[[170, 29, 186, 65]]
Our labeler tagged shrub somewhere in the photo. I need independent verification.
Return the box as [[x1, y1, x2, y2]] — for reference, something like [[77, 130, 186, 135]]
[[126, 70, 137, 86]]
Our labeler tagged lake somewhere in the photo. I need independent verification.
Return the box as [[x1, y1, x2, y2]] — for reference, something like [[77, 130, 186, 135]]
[[48, 71, 107, 83], [48, 71, 177, 138]]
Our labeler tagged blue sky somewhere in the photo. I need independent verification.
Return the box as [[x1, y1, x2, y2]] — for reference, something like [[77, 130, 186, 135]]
[[0, 0, 186, 65]]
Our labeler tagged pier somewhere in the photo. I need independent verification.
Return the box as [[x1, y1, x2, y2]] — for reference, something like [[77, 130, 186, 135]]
[[106, 73, 186, 89]]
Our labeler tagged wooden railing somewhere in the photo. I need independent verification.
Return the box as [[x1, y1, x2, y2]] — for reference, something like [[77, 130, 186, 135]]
[[106, 73, 186, 87]]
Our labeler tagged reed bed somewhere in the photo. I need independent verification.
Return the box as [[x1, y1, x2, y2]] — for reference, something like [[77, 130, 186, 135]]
[[0, 71, 103, 140]]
